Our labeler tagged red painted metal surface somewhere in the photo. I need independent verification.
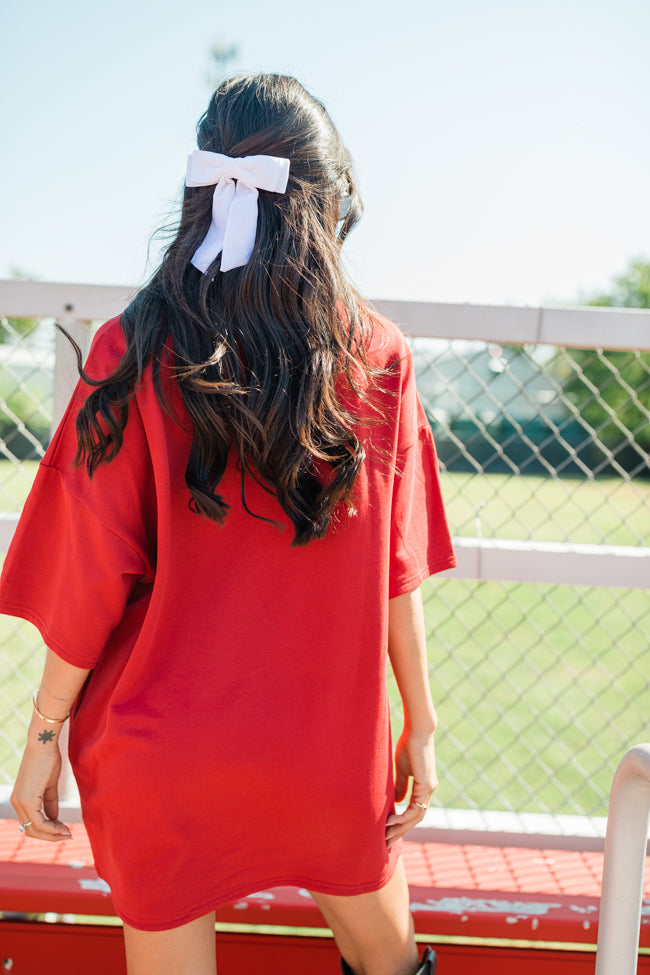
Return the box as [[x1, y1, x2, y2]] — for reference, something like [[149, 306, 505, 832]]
[[3, 925, 650, 975], [2, 818, 650, 973]]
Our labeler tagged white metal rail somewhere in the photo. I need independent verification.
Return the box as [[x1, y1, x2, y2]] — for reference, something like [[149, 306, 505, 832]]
[[2, 280, 650, 592], [374, 297, 650, 351], [595, 744, 650, 975], [3, 280, 650, 350]]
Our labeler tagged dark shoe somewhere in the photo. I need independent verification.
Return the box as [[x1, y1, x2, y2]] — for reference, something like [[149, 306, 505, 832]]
[[340, 946, 437, 975], [416, 947, 437, 975]]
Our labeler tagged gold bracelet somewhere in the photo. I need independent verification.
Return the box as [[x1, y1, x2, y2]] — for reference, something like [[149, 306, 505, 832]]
[[32, 691, 71, 725]]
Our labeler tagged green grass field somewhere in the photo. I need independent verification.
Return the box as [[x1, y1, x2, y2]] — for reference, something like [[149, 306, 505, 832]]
[[0, 460, 40, 514], [389, 575, 649, 817], [1, 460, 649, 817], [440, 469, 650, 546]]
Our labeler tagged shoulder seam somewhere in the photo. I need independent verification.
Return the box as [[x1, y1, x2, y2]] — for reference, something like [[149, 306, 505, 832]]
[[38, 463, 151, 572]]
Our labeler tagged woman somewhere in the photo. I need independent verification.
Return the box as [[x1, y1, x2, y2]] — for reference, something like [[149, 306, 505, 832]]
[[1, 74, 456, 975]]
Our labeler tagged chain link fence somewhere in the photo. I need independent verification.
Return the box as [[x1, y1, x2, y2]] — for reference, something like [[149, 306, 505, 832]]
[[400, 334, 650, 821], [0, 313, 55, 783], [1, 290, 649, 824]]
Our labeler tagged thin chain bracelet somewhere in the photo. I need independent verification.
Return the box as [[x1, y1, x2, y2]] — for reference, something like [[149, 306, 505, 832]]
[[32, 691, 71, 724]]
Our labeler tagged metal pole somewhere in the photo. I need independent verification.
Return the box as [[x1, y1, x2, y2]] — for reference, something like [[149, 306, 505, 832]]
[[52, 313, 92, 432], [595, 743, 650, 975], [52, 314, 92, 804]]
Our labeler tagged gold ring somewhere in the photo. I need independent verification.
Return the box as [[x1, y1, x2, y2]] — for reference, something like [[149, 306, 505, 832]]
[[415, 802, 428, 810], [18, 821, 32, 832]]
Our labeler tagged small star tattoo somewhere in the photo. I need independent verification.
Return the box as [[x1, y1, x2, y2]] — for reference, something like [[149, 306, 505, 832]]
[[38, 730, 56, 744]]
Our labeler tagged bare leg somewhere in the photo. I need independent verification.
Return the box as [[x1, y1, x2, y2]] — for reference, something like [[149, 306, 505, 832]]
[[310, 858, 420, 975], [123, 910, 216, 975]]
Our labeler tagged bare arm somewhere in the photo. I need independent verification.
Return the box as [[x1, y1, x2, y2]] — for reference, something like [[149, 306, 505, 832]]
[[11, 648, 90, 841], [385, 586, 438, 847]]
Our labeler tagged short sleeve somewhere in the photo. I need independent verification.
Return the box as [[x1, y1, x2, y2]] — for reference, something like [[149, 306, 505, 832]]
[[0, 318, 156, 669], [388, 340, 456, 598]]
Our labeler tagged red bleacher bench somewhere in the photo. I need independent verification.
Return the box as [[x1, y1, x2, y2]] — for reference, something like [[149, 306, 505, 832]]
[[1, 818, 649, 974]]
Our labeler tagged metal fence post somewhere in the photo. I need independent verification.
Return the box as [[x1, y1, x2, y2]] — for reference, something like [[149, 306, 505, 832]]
[[595, 743, 650, 975], [52, 314, 92, 804], [53, 314, 92, 432]]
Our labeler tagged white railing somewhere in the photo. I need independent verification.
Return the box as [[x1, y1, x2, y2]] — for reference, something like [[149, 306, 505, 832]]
[[375, 297, 650, 350], [2, 280, 650, 823], [2, 279, 650, 589], [595, 743, 650, 975]]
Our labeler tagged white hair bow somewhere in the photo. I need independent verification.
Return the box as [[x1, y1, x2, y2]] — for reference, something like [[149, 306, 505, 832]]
[[186, 149, 291, 273]]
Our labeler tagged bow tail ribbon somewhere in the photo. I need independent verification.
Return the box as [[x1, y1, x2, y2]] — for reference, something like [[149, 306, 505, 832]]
[[191, 178, 261, 274], [220, 181, 260, 272]]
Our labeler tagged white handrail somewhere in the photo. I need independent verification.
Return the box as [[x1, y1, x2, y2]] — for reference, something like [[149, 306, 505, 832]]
[[2, 279, 650, 350], [595, 743, 650, 975]]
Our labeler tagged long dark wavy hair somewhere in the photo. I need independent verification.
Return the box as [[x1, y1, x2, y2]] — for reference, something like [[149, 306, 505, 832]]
[[70, 73, 385, 545]]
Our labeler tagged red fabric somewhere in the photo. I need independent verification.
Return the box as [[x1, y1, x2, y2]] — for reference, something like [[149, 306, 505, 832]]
[[0, 313, 456, 930]]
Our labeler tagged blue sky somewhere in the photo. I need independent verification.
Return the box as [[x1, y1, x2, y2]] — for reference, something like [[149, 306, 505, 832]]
[[1, 0, 648, 305]]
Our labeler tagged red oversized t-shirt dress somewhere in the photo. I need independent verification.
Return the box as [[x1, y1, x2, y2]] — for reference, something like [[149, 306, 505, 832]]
[[0, 312, 456, 930]]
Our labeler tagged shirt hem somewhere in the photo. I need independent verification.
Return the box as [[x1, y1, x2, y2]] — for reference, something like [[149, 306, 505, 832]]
[[389, 555, 457, 598], [105, 855, 400, 932], [0, 598, 99, 670]]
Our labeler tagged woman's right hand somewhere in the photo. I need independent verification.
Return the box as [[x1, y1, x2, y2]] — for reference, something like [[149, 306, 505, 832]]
[[10, 720, 72, 842]]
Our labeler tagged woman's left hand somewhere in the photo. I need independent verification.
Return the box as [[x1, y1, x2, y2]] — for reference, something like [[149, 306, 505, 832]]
[[385, 728, 438, 847]]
